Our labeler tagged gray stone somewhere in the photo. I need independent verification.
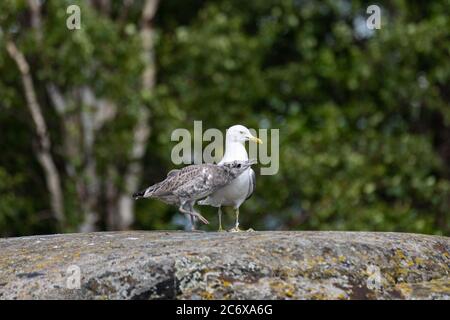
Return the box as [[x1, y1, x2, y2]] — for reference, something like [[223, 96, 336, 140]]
[[0, 231, 448, 299]]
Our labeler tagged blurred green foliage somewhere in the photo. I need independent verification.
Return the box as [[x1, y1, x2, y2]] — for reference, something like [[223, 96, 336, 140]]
[[0, 0, 449, 236]]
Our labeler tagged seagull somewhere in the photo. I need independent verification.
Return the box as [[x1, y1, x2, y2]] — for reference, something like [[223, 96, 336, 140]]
[[133, 160, 257, 231], [198, 125, 262, 232]]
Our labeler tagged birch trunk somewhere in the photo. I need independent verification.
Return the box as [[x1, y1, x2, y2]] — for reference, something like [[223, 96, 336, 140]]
[[115, 0, 158, 230], [6, 41, 65, 228]]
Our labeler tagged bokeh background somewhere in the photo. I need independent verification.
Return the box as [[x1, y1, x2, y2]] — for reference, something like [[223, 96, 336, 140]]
[[0, 0, 449, 237]]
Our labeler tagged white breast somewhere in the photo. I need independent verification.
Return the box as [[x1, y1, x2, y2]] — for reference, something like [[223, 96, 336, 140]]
[[205, 168, 251, 208], [198, 140, 252, 208]]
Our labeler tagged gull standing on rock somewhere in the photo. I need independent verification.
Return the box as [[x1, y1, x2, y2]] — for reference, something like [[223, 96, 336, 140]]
[[198, 125, 262, 232], [133, 160, 256, 231]]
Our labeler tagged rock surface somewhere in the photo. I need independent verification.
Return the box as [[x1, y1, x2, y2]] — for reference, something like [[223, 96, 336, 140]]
[[0, 231, 449, 300]]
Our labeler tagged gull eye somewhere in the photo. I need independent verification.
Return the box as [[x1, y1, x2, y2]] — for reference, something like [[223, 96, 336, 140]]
[[236, 163, 241, 168]]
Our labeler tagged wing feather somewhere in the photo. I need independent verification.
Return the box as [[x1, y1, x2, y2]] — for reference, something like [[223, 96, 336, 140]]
[[173, 165, 231, 199], [246, 168, 256, 200]]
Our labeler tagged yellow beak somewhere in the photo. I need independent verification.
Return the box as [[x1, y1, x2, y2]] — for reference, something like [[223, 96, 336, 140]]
[[248, 135, 263, 144]]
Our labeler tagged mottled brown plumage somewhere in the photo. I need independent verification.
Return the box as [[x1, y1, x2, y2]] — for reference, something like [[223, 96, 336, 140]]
[[133, 160, 256, 230]]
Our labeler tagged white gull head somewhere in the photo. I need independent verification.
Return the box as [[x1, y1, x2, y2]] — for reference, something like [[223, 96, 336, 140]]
[[220, 125, 262, 163]]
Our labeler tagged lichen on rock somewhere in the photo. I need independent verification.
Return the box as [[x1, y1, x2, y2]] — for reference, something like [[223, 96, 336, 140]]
[[0, 231, 448, 299]]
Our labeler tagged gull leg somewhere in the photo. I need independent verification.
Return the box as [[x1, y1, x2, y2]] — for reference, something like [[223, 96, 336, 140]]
[[187, 202, 197, 231], [184, 213, 193, 230], [229, 208, 242, 232], [190, 215, 196, 231], [179, 202, 209, 225], [190, 212, 208, 232], [178, 204, 194, 230], [178, 202, 209, 231], [190, 202, 209, 226], [217, 206, 225, 232], [191, 210, 209, 225]]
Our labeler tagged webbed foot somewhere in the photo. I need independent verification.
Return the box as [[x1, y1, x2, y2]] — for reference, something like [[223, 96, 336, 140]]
[[229, 226, 243, 232]]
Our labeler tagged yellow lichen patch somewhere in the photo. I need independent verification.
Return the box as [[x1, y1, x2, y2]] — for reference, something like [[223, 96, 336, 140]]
[[396, 277, 450, 298], [338, 255, 346, 263], [322, 268, 338, 277], [277, 267, 298, 278], [395, 282, 412, 298], [421, 278, 450, 293], [383, 273, 397, 286], [284, 287, 294, 298], [391, 249, 417, 278], [309, 292, 328, 300], [303, 255, 329, 272], [395, 249, 406, 260], [316, 256, 326, 264], [336, 293, 347, 300], [222, 280, 232, 288], [395, 266, 409, 278], [269, 280, 296, 298], [200, 291, 214, 300]]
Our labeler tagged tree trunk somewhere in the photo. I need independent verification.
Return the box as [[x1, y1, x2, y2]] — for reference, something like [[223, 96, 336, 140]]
[[115, 0, 158, 230], [6, 41, 65, 228], [47, 84, 116, 232]]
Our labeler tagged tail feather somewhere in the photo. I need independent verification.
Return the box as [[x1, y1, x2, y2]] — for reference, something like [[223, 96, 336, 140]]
[[132, 189, 147, 200], [133, 184, 158, 200]]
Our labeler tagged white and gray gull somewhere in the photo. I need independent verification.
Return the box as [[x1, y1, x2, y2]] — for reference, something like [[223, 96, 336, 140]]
[[198, 125, 262, 232], [133, 159, 257, 230]]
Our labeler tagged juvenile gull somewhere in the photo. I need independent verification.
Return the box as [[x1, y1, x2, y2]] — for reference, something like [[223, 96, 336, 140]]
[[133, 160, 256, 230], [198, 125, 262, 232]]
